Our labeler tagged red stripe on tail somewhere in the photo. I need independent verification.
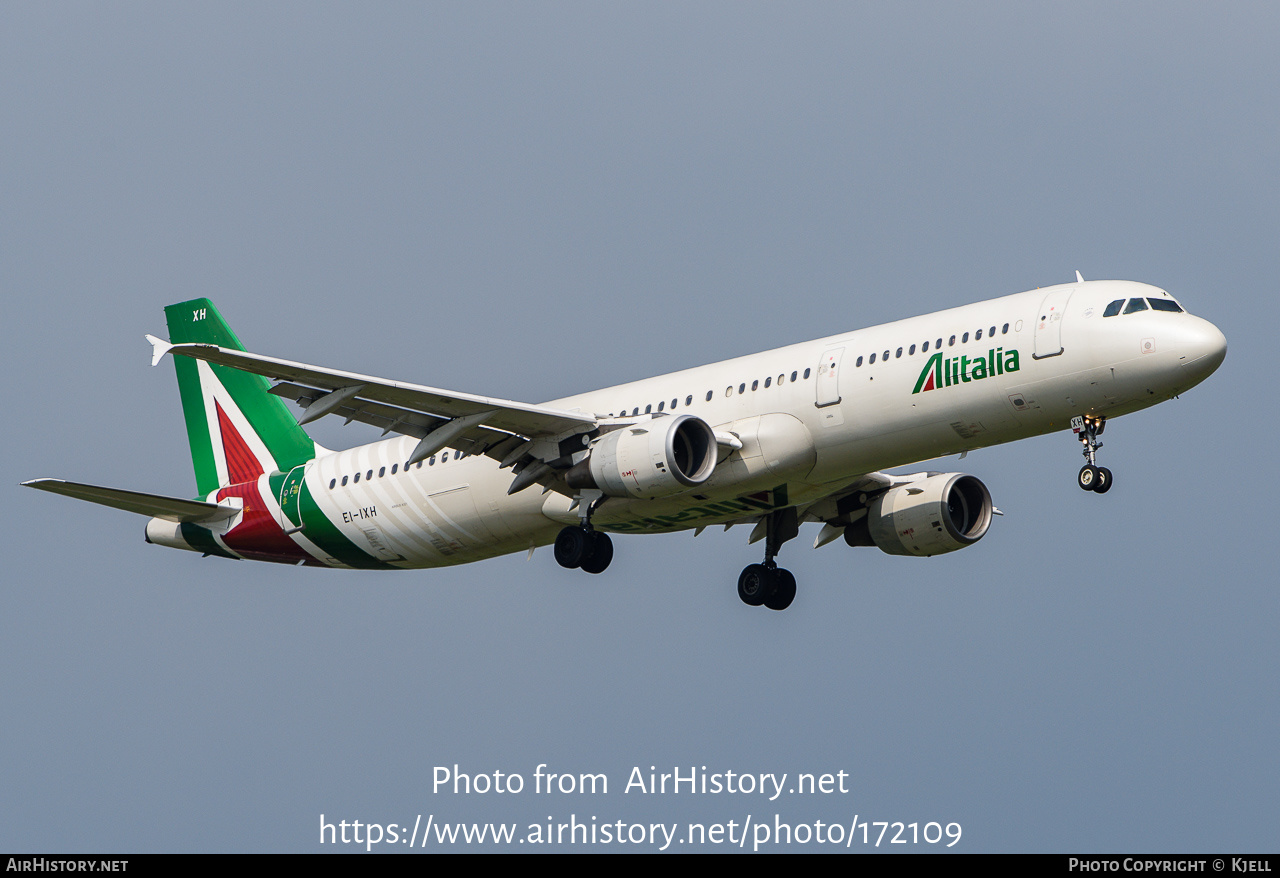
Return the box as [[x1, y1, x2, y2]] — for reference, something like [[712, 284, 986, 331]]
[[217, 401, 264, 483], [214, 401, 310, 564]]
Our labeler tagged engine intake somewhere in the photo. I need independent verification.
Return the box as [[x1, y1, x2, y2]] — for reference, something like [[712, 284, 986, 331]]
[[845, 473, 993, 557], [569, 415, 717, 500]]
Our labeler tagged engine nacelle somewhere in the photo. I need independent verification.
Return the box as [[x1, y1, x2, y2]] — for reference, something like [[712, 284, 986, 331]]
[[845, 473, 993, 557], [573, 415, 718, 500]]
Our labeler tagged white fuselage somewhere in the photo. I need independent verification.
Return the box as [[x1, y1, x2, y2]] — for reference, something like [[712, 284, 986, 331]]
[[292, 280, 1225, 568]]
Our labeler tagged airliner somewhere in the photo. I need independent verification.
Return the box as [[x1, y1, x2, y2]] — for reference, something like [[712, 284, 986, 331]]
[[25, 276, 1226, 610]]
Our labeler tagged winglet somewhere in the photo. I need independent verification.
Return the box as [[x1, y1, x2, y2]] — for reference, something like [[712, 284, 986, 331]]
[[145, 334, 173, 367], [1075, 270, 1085, 283]]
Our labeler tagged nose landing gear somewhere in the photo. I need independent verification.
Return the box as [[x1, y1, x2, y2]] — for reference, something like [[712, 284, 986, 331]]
[[1072, 415, 1113, 494], [1077, 464, 1112, 493]]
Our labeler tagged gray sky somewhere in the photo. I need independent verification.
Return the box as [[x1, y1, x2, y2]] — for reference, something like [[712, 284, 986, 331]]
[[3, 2, 1276, 853]]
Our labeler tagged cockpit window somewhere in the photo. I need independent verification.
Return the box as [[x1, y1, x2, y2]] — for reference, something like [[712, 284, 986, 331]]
[[1147, 298, 1183, 312], [1123, 298, 1149, 314], [1103, 299, 1124, 317]]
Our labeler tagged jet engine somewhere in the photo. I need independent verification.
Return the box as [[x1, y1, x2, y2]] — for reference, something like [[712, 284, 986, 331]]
[[567, 415, 718, 500], [844, 473, 993, 557]]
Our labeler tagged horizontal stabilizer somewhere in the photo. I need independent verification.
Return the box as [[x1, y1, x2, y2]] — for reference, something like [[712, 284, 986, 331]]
[[22, 479, 238, 523]]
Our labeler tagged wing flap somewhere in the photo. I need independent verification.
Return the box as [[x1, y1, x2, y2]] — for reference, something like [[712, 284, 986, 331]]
[[161, 343, 596, 439], [23, 479, 238, 523], [269, 381, 443, 439]]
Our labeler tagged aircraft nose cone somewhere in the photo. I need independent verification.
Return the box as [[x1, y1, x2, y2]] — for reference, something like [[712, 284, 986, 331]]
[[1179, 318, 1227, 385]]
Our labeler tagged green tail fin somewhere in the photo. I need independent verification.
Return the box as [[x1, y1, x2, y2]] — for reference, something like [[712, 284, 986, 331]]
[[164, 299, 316, 495]]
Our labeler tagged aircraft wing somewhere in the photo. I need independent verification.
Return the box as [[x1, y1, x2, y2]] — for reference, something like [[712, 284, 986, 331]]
[[265, 381, 512, 451], [149, 338, 599, 466], [22, 479, 238, 523]]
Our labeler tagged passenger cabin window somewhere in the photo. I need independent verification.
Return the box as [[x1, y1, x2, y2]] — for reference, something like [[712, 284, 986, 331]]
[[949, 335, 956, 346], [803, 368, 811, 379], [856, 355, 863, 367], [962, 332, 969, 343], [922, 340, 929, 352], [895, 347, 903, 358], [791, 371, 799, 382], [869, 352, 876, 364], [687, 395, 693, 406], [1002, 323, 1009, 334], [1148, 298, 1183, 312], [706, 391, 713, 401], [1124, 298, 1149, 314], [1103, 299, 1124, 317], [975, 329, 983, 341]]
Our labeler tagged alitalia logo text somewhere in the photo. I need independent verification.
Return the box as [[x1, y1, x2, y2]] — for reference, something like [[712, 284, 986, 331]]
[[912, 347, 1020, 394]]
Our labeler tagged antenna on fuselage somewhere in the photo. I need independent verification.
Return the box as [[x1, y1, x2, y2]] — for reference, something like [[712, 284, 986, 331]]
[[1075, 270, 1085, 283]]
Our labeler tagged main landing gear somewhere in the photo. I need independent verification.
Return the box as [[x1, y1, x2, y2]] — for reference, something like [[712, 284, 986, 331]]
[[554, 489, 613, 574], [738, 563, 796, 611], [737, 507, 799, 611], [554, 525, 613, 574], [1072, 415, 1113, 494]]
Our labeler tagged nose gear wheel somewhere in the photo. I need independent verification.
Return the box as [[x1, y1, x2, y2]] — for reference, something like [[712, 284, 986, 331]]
[[1072, 416, 1114, 493]]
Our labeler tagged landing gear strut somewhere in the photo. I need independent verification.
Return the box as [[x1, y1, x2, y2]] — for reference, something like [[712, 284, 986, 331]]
[[737, 507, 798, 611], [554, 489, 613, 574], [1072, 415, 1113, 494]]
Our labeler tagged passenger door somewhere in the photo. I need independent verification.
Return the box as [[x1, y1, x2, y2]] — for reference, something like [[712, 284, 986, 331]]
[[1033, 288, 1074, 359]]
